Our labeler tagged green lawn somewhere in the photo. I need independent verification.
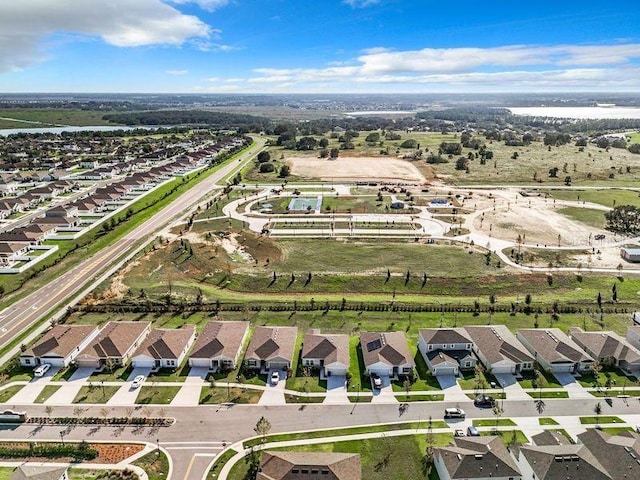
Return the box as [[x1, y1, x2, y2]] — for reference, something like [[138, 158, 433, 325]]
[[551, 188, 640, 208], [457, 370, 500, 391], [199, 386, 262, 404], [599, 426, 634, 435], [0, 468, 15, 480], [73, 386, 120, 404], [465, 392, 506, 400], [0, 365, 34, 383], [396, 394, 444, 402], [392, 352, 441, 392], [472, 418, 517, 427], [147, 365, 191, 383], [35, 385, 62, 403], [518, 370, 563, 389], [538, 418, 559, 425], [135, 386, 181, 404], [348, 395, 373, 403], [207, 450, 236, 480], [579, 415, 624, 424], [90, 365, 133, 382], [243, 421, 449, 448], [132, 451, 170, 480], [0, 385, 24, 403], [591, 389, 640, 397], [285, 376, 327, 392], [527, 391, 569, 399], [578, 368, 634, 388], [348, 336, 372, 393], [557, 206, 606, 229], [480, 430, 528, 446], [52, 366, 77, 381], [284, 394, 325, 404], [234, 433, 453, 480]]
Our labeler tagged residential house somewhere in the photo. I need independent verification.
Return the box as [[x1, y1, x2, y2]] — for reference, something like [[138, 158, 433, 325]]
[[10, 466, 68, 480], [360, 331, 415, 378], [621, 247, 640, 263], [19, 325, 100, 367], [569, 327, 640, 374], [258, 451, 361, 480], [188, 320, 249, 371], [464, 325, 534, 375], [131, 325, 196, 369], [516, 443, 609, 480], [34, 215, 80, 228], [516, 329, 594, 374], [0, 229, 46, 246], [47, 205, 79, 218], [434, 436, 521, 480], [301, 329, 350, 378], [75, 321, 152, 369], [244, 326, 298, 372], [418, 328, 476, 376], [577, 429, 640, 479], [0, 242, 31, 266]]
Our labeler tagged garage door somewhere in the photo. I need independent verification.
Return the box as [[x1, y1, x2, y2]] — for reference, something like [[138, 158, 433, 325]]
[[189, 358, 211, 368], [132, 358, 155, 369], [435, 367, 456, 376], [491, 365, 515, 375]]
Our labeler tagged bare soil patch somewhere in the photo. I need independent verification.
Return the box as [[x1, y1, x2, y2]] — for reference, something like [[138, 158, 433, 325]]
[[288, 156, 426, 183]]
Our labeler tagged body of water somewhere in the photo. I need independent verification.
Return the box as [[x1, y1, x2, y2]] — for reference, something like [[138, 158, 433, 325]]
[[0, 125, 160, 136], [344, 110, 416, 116], [508, 106, 640, 120]]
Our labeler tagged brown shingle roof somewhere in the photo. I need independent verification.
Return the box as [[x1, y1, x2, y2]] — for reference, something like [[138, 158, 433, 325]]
[[77, 321, 150, 361], [258, 451, 361, 480], [569, 327, 640, 365], [360, 331, 414, 368], [301, 330, 349, 366], [578, 429, 640, 480], [465, 325, 534, 365], [245, 326, 298, 363], [419, 328, 472, 345], [518, 328, 593, 364], [519, 443, 610, 480], [23, 325, 97, 359], [133, 326, 195, 360], [11, 466, 67, 480], [190, 321, 249, 360], [436, 436, 521, 480]]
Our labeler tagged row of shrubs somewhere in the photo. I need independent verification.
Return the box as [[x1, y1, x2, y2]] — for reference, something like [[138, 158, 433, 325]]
[[75, 302, 631, 315], [27, 416, 173, 426], [0, 442, 97, 461]]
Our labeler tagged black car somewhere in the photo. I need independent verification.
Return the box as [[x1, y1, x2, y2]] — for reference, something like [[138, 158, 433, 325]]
[[474, 395, 496, 408]]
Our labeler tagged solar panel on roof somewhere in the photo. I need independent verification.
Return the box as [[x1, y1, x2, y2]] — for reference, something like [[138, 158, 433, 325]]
[[367, 339, 382, 352]]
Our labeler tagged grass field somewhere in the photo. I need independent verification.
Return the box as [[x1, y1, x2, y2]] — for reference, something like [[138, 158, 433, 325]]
[[35, 385, 62, 403], [538, 417, 559, 425], [199, 386, 262, 404], [579, 415, 624, 424], [550, 188, 640, 207], [232, 433, 453, 480], [0, 109, 118, 126], [0, 468, 14, 480], [557, 206, 607, 228], [0, 385, 23, 403], [133, 451, 170, 480], [135, 386, 181, 404], [73, 385, 120, 404], [472, 418, 516, 427], [527, 391, 569, 399]]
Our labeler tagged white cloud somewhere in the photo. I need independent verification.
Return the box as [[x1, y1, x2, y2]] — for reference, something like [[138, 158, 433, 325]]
[[169, 0, 230, 11], [241, 43, 640, 92], [343, 0, 381, 7], [0, 0, 212, 73], [166, 69, 189, 75]]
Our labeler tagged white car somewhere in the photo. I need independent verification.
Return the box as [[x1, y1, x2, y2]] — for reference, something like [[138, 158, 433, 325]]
[[270, 371, 280, 385], [33, 363, 51, 377], [131, 375, 145, 389]]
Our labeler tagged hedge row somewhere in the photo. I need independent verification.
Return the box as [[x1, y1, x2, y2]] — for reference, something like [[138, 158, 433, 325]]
[[0, 443, 97, 460], [27, 416, 173, 426]]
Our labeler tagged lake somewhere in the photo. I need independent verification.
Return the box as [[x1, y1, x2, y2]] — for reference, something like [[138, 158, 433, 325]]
[[0, 125, 159, 136]]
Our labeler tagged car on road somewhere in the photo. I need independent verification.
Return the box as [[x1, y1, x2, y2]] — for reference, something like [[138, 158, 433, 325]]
[[454, 429, 466, 437], [474, 395, 496, 408], [33, 363, 51, 377], [372, 374, 382, 389], [131, 375, 145, 389], [270, 371, 280, 385], [444, 408, 466, 419]]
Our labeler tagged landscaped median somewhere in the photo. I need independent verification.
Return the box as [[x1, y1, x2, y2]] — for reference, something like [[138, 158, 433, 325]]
[[26, 416, 174, 427]]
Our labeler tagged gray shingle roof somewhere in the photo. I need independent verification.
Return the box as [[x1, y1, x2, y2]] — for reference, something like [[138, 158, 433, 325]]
[[245, 326, 298, 363], [465, 325, 534, 366], [133, 326, 195, 360], [518, 328, 593, 364], [22, 325, 97, 359], [569, 327, 640, 365], [258, 451, 361, 480], [360, 331, 414, 369], [190, 321, 249, 360], [302, 330, 349, 366], [436, 436, 520, 480], [419, 328, 472, 345], [77, 321, 150, 361]]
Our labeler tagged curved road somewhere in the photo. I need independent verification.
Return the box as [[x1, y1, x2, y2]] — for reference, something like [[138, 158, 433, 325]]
[[0, 137, 265, 357]]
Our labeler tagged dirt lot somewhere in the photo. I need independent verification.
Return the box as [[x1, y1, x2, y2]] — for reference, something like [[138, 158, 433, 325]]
[[288, 156, 426, 183]]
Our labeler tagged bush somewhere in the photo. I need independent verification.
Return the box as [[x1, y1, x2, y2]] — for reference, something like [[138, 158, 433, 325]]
[[259, 163, 275, 173], [0, 443, 98, 461], [400, 139, 418, 149]]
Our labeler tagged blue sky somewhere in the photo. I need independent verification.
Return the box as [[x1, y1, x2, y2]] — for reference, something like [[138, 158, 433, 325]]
[[1, 0, 640, 93]]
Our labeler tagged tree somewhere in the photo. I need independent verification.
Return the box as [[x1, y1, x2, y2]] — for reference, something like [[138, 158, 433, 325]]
[[612, 283, 618, 302], [455, 157, 469, 171], [259, 162, 275, 173], [473, 364, 487, 395], [278, 165, 290, 177], [564, 176, 572, 186], [400, 139, 418, 149], [597, 291, 602, 309], [254, 416, 272, 441], [365, 132, 380, 143], [492, 402, 504, 431], [605, 205, 640, 234], [403, 378, 412, 401], [100, 407, 109, 420], [44, 405, 54, 419], [548, 167, 559, 178], [257, 151, 271, 163], [329, 148, 340, 159], [594, 402, 602, 425]]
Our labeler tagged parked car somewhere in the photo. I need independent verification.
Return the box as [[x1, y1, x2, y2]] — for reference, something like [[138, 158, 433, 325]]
[[131, 375, 145, 389], [474, 395, 496, 408], [33, 363, 51, 377], [372, 374, 382, 390], [467, 426, 480, 436], [270, 371, 280, 385], [444, 408, 466, 419], [454, 429, 466, 437]]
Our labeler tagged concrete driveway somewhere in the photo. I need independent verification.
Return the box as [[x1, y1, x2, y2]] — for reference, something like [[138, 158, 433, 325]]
[[554, 372, 592, 398], [171, 367, 208, 406], [371, 375, 396, 404], [437, 374, 469, 402], [258, 370, 286, 405], [323, 375, 348, 404], [8, 366, 60, 404], [493, 373, 530, 400], [45, 367, 96, 404], [108, 367, 153, 406]]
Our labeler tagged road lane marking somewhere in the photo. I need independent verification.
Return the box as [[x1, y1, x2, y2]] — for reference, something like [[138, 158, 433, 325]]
[[183, 455, 197, 480]]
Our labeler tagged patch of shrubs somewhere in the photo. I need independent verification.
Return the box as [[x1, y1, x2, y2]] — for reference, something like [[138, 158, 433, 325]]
[[27, 417, 173, 426], [0, 440, 97, 461]]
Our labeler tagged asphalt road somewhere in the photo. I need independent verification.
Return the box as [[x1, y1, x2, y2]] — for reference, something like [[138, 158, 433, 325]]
[[1, 397, 638, 480], [0, 137, 265, 357]]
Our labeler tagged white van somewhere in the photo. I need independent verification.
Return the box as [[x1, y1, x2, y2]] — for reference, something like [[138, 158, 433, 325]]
[[34, 363, 51, 377], [444, 408, 466, 419]]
